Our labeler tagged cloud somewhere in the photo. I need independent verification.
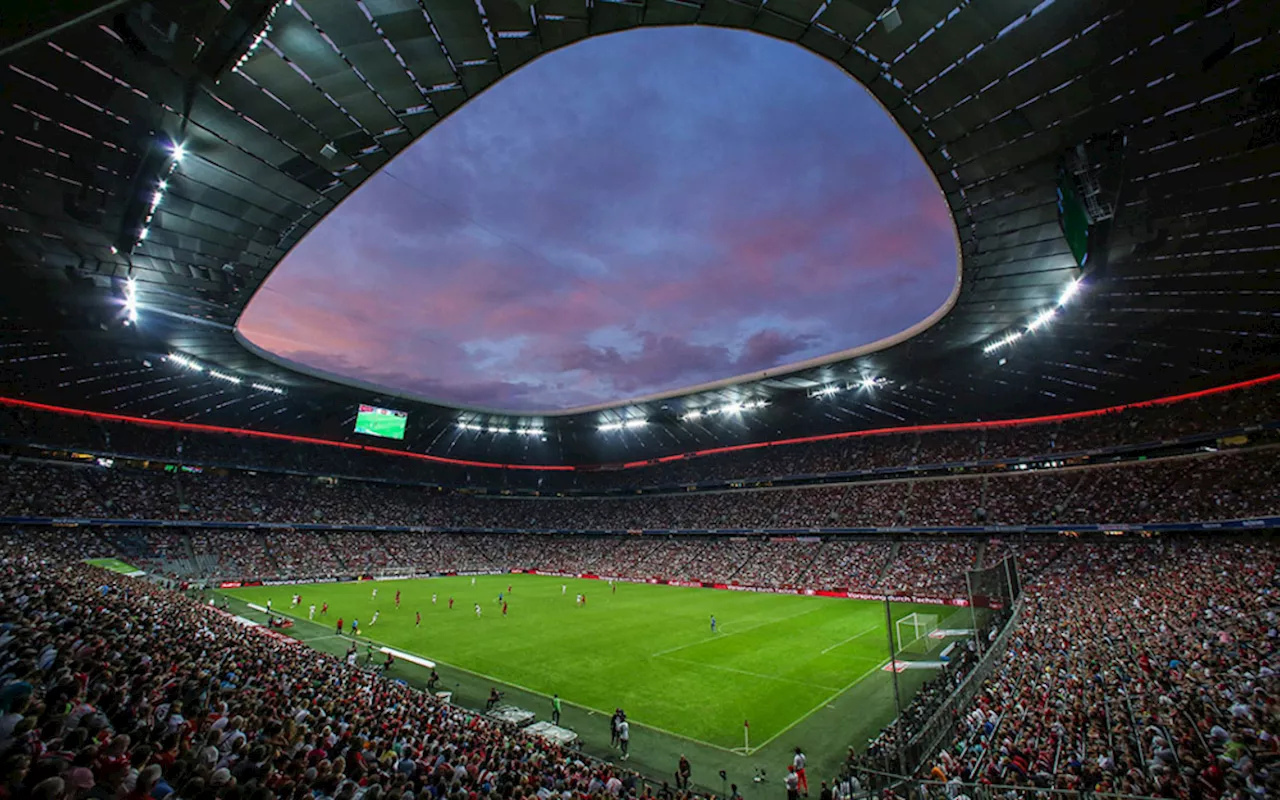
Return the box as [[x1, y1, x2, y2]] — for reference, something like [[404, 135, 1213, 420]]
[[237, 27, 957, 412]]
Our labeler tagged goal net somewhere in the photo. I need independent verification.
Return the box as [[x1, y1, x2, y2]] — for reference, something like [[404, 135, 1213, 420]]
[[896, 612, 940, 655]]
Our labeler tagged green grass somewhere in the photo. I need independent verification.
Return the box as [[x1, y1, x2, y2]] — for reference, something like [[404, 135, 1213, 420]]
[[223, 574, 938, 751], [85, 557, 145, 575], [354, 410, 406, 439]]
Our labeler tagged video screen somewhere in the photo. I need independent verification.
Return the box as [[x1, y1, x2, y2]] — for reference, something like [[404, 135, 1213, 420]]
[[354, 404, 408, 440]]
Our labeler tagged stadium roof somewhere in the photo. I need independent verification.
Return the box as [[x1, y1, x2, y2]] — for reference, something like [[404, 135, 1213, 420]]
[[1, 0, 1277, 467]]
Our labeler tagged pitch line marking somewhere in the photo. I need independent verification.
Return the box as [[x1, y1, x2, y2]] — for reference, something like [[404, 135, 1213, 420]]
[[655, 655, 841, 692], [745, 657, 890, 754], [819, 622, 882, 655], [224, 585, 883, 758], [649, 604, 826, 658], [219, 593, 747, 756]]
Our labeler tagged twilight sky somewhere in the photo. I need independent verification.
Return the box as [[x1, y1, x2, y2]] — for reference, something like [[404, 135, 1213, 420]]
[[237, 27, 958, 413]]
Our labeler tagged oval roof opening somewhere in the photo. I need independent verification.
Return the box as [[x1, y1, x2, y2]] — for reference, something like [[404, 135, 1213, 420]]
[[237, 26, 959, 414]]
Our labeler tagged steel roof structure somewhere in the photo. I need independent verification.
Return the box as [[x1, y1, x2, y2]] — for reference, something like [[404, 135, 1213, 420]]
[[1, 0, 1278, 467]]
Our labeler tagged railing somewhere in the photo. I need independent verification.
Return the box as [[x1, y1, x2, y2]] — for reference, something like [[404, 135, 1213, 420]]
[[897, 597, 1026, 773], [854, 769, 1167, 800]]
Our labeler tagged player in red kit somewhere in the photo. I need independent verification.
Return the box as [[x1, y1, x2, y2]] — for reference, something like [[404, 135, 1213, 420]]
[[448, 596, 454, 609], [415, 611, 421, 627], [336, 617, 343, 634], [502, 601, 508, 617], [321, 602, 328, 616], [395, 590, 401, 608]]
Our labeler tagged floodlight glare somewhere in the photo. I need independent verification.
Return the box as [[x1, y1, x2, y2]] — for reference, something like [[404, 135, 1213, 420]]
[[1026, 308, 1057, 333], [170, 143, 186, 162], [122, 277, 138, 324], [1057, 278, 1083, 306]]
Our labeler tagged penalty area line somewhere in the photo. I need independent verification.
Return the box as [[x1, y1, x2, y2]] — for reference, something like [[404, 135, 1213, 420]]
[[819, 622, 882, 655], [656, 655, 840, 693], [746, 657, 890, 753]]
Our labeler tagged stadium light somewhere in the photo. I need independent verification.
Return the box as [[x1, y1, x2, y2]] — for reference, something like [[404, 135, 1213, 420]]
[[250, 382, 285, 395], [982, 277, 1083, 355], [982, 331, 1023, 354], [170, 142, 186, 162], [858, 376, 886, 390], [208, 370, 241, 385], [1026, 307, 1057, 333], [166, 353, 203, 372], [599, 418, 648, 432], [810, 384, 842, 398], [458, 420, 543, 436], [1058, 278, 1083, 306], [681, 399, 767, 422], [122, 277, 138, 325]]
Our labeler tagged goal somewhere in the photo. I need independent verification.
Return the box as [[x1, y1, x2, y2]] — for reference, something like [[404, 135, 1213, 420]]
[[895, 612, 940, 655]]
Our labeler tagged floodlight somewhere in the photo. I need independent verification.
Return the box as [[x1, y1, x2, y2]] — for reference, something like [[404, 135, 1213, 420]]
[[1026, 308, 1057, 332], [1057, 278, 1083, 306]]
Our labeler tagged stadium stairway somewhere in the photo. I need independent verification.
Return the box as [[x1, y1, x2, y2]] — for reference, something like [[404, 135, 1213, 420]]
[[878, 540, 901, 585], [897, 482, 914, 526], [973, 540, 988, 571], [724, 539, 762, 583], [791, 541, 826, 587]]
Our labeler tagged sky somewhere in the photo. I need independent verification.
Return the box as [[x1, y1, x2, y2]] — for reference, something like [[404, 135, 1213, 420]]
[[237, 27, 958, 414]]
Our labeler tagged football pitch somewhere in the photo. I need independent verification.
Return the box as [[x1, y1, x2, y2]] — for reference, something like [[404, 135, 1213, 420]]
[[223, 574, 942, 751]]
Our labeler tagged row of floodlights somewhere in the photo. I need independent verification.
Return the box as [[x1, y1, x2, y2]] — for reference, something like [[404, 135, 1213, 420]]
[[456, 423, 545, 436], [682, 399, 769, 421], [138, 142, 186, 248], [808, 376, 887, 398], [232, 1, 292, 74], [598, 398, 771, 433], [982, 279, 1083, 355], [166, 353, 286, 394]]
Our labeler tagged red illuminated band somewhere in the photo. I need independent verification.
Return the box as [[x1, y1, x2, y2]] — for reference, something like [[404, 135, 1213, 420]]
[[1, 371, 1277, 472]]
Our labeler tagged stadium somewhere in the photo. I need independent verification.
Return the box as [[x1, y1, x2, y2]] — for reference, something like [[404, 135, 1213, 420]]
[[1, 2, 1278, 800]]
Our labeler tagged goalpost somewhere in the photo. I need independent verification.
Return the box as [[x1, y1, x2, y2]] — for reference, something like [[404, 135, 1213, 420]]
[[895, 612, 940, 655]]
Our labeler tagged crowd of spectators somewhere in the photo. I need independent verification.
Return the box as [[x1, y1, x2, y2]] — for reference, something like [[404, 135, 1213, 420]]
[[4, 446, 1279, 536], [0, 541, 663, 800], [888, 539, 1280, 800], [4, 377, 1279, 492], [1, 524, 1273, 800]]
